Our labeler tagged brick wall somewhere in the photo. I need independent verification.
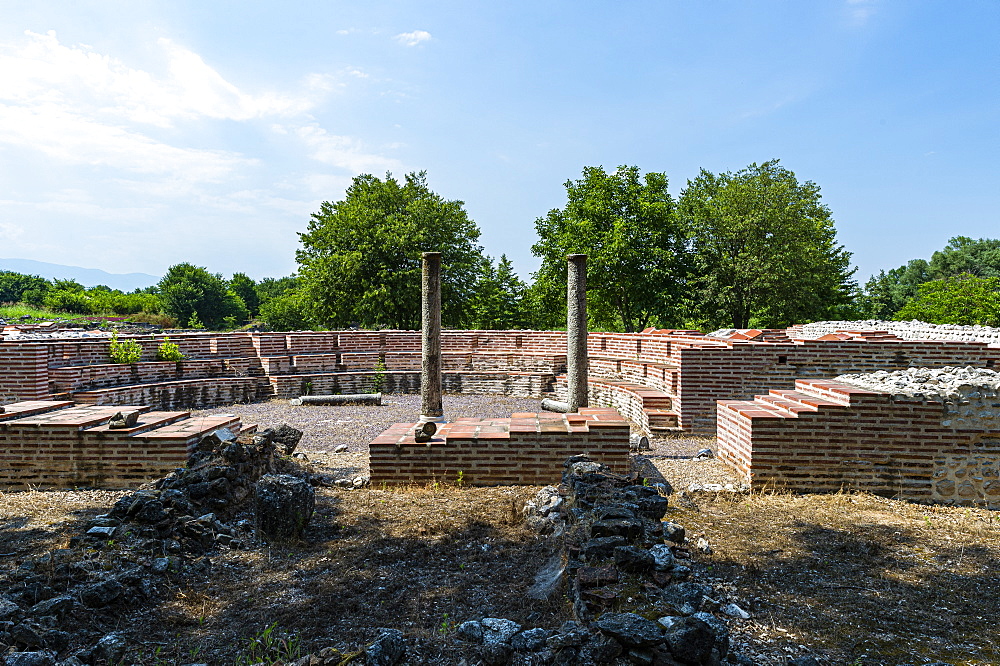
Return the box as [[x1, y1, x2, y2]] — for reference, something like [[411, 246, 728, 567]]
[[5, 328, 1000, 435], [716, 378, 1000, 506], [0, 344, 49, 400], [0, 403, 244, 490], [369, 408, 630, 486]]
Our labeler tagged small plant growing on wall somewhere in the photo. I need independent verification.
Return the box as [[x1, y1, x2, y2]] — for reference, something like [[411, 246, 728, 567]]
[[108, 332, 142, 364], [156, 337, 185, 362], [371, 357, 387, 394]]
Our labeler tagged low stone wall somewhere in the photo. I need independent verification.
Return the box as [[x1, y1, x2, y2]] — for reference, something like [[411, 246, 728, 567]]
[[716, 378, 1000, 507], [5, 326, 1000, 437], [369, 408, 630, 486]]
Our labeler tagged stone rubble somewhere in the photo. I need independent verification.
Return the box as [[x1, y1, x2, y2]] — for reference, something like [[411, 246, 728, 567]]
[[836, 366, 1000, 430], [0, 424, 317, 664], [794, 319, 1000, 344], [836, 365, 1000, 401]]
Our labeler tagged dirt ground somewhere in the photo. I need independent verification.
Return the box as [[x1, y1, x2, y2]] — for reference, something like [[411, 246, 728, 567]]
[[2, 396, 999, 665]]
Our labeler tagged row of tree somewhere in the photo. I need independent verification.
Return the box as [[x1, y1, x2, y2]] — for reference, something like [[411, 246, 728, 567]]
[[5, 162, 995, 331], [0, 266, 297, 330], [287, 162, 856, 332]]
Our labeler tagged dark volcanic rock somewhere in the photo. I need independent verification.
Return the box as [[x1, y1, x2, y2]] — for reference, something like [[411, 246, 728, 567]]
[[593, 612, 664, 648], [366, 628, 406, 666], [254, 474, 315, 542], [662, 616, 715, 665]]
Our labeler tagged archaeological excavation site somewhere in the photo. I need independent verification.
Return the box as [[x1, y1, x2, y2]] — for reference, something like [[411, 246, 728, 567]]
[[3, 259, 1000, 665]]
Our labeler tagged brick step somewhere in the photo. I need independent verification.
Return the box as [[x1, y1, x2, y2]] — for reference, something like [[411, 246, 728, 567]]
[[754, 394, 820, 417], [5, 404, 152, 430], [139, 413, 244, 441], [0, 400, 75, 422], [586, 377, 675, 409], [717, 399, 790, 421], [645, 408, 679, 430], [81, 410, 194, 438]]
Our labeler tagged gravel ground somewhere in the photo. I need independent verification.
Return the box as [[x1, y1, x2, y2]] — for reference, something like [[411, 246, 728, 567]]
[[194, 394, 742, 490]]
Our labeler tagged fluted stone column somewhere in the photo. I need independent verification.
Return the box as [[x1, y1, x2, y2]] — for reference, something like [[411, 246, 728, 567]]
[[420, 252, 444, 420], [567, 254, 588, 411]]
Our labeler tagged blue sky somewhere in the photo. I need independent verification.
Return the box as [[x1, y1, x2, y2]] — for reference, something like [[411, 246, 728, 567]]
[[0, 1, 997, 286]]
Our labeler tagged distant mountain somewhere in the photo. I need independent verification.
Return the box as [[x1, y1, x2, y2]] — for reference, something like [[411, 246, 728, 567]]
[[0, 258, 159, 292]]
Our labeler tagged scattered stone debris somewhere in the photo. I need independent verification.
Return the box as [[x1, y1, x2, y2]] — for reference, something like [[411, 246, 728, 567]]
[[0, 423, 316, 663]]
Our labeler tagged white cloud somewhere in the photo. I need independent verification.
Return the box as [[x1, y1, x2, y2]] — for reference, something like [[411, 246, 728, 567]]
[[394, 30, 432, 47], [294, 124, 402, 174], [0, 222, 24, 241], [0, 103, 253, 181]]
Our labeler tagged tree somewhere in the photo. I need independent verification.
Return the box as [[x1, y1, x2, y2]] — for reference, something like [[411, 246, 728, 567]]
[[894, 274, 1000, 326], [927, 236, 1000, 279], [260, 289, 309, 331], [858, 259, 930, 320], [0, 271, 50, 304], [297, 171, 485, 329], [679, 160, 855, 329], [531, 165, 689, 332], [158, 263, 249, 329], [471, 255, 530, 329], [229, 273, 260, 318]]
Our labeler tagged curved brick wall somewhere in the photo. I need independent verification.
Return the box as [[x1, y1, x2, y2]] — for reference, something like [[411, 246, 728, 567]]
[[4, 327, 1000, 434]]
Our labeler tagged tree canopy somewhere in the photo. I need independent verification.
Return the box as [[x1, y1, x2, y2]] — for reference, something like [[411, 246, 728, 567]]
[[158, 263, 248, 329], [296, 171, 485, 330], [531, 165, 689, 332], [859, 236, 1000, 320], [894, 274, 1000, 326], [679, 160, 856, 329]]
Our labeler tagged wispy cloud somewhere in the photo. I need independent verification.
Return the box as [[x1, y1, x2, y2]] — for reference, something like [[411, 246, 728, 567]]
[[394, 30, 432, 47], [845, 0, 877, 26], [0, 222, 24, 241], [294, 124, 402, 174]]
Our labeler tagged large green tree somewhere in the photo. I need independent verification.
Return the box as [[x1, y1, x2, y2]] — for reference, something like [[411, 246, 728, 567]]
[[158, 263, 248, 329], [679, 160, 855, 329], [531, 165, 689, 332], [895, 274, 1000, 326], [297, 171, 485, 329], [858, 236, 1000, 320]]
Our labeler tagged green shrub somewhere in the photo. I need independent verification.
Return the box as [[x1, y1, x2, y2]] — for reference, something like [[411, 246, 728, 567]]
[[156, 337, 184, 362], [108, 332, 143, 364]]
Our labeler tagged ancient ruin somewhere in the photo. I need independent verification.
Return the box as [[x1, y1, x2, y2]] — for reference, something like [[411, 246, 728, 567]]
[[4, 318, 1000, 498]]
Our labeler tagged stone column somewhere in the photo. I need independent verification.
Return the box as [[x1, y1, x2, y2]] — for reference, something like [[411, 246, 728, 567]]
[[567, 254, 588, 411], [420, 252, 444, 420]]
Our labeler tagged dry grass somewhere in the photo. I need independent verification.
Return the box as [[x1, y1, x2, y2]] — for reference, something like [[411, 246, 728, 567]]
[[672, 489, 1000, 665], [3, 401, 1000, 664]]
